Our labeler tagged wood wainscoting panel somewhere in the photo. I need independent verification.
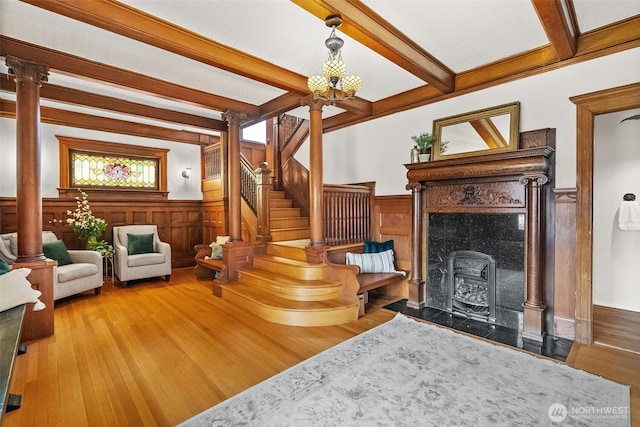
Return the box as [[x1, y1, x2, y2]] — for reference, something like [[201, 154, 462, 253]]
[[202, 200, 227, 245], [372, 195, 412, 273], [553, 188, 577, 340], [0, 198, 203, 269]]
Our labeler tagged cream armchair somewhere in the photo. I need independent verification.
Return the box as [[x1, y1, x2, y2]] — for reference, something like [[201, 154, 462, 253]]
[[0, 231, 103, 301], [113, 225, 171, 287]]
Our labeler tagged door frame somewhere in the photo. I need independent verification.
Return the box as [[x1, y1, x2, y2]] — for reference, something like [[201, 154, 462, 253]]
[[570, 82, 640, 343]]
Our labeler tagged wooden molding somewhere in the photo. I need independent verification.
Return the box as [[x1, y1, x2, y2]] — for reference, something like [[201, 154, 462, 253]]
[[570, 82, 640, 344]]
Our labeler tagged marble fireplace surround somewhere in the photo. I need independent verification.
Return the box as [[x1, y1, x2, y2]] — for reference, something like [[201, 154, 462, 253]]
[[405, 129, 555, 342]]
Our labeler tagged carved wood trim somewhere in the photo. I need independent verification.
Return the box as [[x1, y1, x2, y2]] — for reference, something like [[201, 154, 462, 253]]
[[406, 131, 555, 340]]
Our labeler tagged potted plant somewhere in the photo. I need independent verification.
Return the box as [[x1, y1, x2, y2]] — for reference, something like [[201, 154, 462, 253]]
[[411, 132, 437, 162]]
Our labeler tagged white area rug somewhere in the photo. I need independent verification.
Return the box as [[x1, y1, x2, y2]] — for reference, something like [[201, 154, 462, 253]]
[[180, 314, 630, 426]]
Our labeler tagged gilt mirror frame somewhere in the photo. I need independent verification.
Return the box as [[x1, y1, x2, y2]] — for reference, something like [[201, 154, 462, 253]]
[[432, 102, 520, 161]]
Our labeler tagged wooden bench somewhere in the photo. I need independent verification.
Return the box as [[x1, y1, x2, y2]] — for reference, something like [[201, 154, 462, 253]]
[[193, 244, 224, 280], [0, 304, 27, 421], [324, 244, 407, 316]]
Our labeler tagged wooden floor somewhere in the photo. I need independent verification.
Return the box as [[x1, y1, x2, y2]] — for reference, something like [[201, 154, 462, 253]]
[[593, 304, 640, 354], [5, 268, 639, 426]]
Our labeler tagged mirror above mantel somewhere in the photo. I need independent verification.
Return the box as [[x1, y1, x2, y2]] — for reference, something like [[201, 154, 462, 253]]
[[432, 102, 520, 161]]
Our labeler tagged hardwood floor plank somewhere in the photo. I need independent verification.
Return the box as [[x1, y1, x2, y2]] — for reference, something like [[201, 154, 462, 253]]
[[4, 268, 637, 426], [593, 304, 640, 353]]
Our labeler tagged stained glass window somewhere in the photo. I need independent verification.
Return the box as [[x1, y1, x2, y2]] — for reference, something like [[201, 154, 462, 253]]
[[57, 136, 169, 199], [71, 151, 158, 189]]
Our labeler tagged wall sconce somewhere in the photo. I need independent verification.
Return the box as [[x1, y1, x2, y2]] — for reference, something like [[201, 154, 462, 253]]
[[182, 167, 191, 180]]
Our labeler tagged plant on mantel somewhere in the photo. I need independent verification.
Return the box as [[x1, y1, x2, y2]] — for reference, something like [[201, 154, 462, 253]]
[[411, 132, 449, 161], [411, 132, 437, 154]]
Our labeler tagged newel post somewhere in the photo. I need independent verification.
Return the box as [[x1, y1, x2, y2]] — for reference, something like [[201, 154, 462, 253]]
[[255, 162, 273, 242]]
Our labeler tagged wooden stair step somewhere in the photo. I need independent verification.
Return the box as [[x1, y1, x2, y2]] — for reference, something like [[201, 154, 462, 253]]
[[271, 216, 309, 229], [253, 254, 324, 280], [270, 227, 310, 241], [270, 199, 293, 208], [269, 191, 286, 199], [271, 207, 301, 218], [237, 268, 342, 301], [267, 241, 308, 261], [221, 283, 359, 327]]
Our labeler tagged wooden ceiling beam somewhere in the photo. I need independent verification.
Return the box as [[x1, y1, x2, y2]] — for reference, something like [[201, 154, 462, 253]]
[[292, 0, 455, 94], [531, 0, 576, 60], [1, 73, 228, 132], [20, 0, 311, 95], [322, 19, 640, 133], [0, 36, 260, 116], [0, 100, 214, 145]]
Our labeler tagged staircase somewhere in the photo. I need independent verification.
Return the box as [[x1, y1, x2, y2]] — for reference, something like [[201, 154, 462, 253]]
[[269, 190, 310, 241], [219, 241, 359, 326]]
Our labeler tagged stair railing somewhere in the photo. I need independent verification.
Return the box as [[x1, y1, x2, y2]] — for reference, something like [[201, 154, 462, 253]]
[[240, 155, 272, 241], [323, 184, 372, 246]]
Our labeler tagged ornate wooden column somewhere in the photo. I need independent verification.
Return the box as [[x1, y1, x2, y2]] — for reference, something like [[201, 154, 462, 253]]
[[6, 56, 48, 261], [407, 182, 426, 309], [223, 111, 246, 242], [6, 55, 55, 341], [520, 174, 549, 342], [303, 99, 329, 262]]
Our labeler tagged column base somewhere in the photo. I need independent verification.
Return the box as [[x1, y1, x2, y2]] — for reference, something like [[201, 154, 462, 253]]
[[407, 278, 426, 309], [522, 303, 546, 343]]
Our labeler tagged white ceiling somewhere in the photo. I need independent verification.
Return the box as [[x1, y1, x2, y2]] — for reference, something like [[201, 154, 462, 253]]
[[1, 0, 639, 135]]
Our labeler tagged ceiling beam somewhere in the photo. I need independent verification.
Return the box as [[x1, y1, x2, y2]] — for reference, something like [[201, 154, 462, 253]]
[[20, 0, 312, 95], [531, 0, 576, 60], [0, 36, 260, 116], [0, 100, 213, 145], [292, 0, 455, 94], [321, 18, 640, 133], [1, 73, 228, 132]]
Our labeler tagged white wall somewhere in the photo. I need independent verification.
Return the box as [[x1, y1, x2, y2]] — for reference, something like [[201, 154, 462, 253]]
[[310, 47, 640, 196], [0, 119, 202, 200], [593, 109, 640, 312]]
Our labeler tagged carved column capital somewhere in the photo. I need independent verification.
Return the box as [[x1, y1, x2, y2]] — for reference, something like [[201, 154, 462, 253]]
[[406, 182, 424, 192], [222, 110, 249, 127], [6, 56, 49, 85], [519, 174, 549, 186], [300, 96, 329, 111]]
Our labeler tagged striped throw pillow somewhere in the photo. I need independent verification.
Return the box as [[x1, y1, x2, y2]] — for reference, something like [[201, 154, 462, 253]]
[[346, 249, 395, 273]]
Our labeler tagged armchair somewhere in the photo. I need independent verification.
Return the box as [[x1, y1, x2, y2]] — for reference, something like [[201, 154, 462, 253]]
[[0, 231, 103, 301], [113, 225, 171, 287]]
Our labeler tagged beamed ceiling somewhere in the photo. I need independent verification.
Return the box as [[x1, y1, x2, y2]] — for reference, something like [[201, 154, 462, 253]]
[[1, 0, 639, 143]]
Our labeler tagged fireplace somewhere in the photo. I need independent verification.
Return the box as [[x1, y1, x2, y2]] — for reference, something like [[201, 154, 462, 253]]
[[406, 132, 555, 342], [427, 213, 525, 329], [447, 250, 496, 322]]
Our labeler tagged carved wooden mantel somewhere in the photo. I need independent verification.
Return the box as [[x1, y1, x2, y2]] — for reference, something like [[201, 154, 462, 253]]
[[406, 144, 555, 342]]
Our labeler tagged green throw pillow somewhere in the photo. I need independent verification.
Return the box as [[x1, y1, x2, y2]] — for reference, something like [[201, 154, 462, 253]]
[[0, 257, 10, 275], [364, 240, 394, 253], [127, 233, 155, 255], [43, 240, 73, 266]]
